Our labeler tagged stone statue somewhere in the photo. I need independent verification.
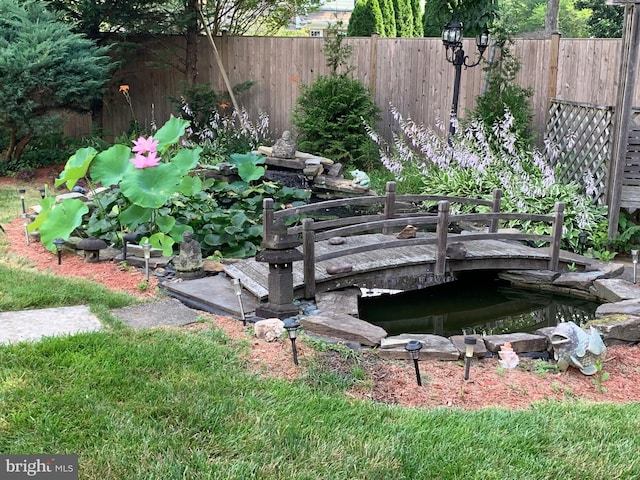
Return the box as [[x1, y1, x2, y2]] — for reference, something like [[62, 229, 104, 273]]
[[272, 130, 297, 159], [550, 321, 606, 375], [350, 169, 370, 188], [174, 231, 205, 279]]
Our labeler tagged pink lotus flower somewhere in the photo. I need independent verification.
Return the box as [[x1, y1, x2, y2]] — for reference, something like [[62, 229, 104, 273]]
[[131, 151, 160, 169], [132, 136, 159, 155]]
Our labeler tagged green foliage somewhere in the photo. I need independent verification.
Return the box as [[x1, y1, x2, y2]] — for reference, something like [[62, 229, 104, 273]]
[[500, 0, 594, 38], [171, 81, 270, 165], [393, 0, 413, 37], [368, 107, 609, 253], [470, 24, 534, 146], [0, 0, 113, 162], [411, 0, 424, 36], [423, 0, 497, 37], [380, 0, 397, 37], [292, 74, 380, 169], [347, 0, 384, 36], [614, 211, 640, 253], [323, 22, 354, 74], [575, 0, 623, 37], [30, 117, 200, 255]]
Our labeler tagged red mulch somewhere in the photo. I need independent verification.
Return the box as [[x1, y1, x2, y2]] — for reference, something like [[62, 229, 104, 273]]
[[3, 167, 640, 410]]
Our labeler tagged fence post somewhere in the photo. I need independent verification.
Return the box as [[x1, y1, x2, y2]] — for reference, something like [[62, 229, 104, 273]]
[[302, 218, 316, 299], [549, 202, 564, 271], [489, 188, 502, 233], [435, 200, 450, 278], [369, 33, 379, 97], [383, 181, 396, 235]]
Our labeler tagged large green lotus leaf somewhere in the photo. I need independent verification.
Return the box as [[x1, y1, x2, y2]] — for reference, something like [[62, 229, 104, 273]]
[[91, 144, 134, 187], [27, 197, 56, 234], [154, 117, 189, 153], [55, 147, 97, 190], [119, 204, 153, 229], [38, 199, 90, 252], [179, 174, 202, 197], [155, 214, 176, 233], [149, 232, 176, 257], [237, 163, 265, 182], [171, 146, 202, 176], [120, 163, 181, 209]]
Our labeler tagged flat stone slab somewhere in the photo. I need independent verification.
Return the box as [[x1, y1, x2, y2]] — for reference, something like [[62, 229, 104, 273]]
[[449, 334, 488, 358], [482, 332, 548, 353], [111, 298, 200, 329], [315, 288, 360, 317], [0, 305, 101, 345], [591, 279, 640, 303], [163, 275, 259, 318], [588, 315, 640, 345], [301, 313, 387, 346], [498, 270, 560, 284], [378, 333, 459, 361], [585, 261, 625, 278], [595, 298, 640, 317], [552, 271, 603, 290]]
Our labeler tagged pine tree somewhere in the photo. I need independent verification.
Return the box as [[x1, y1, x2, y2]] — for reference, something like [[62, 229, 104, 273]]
[[379, 0, 397, 37], [369, 0, 386, 36], [347, 0, 378, 36], [411, 0, 424, 36], [0, 0, 113, 162], [393, 0, 414, 37]]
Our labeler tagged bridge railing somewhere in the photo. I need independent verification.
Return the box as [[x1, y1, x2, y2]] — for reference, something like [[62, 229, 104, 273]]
[[261, 182, 564, 299]]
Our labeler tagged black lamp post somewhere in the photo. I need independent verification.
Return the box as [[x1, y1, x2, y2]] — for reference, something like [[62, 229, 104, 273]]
[[442, 20, 490, 137], [122, 232, 138, 261], [38, 186, 46, 199], [283, 318, 300, 365], [53, 238, 65, 265], [405, 340, 423, 386]]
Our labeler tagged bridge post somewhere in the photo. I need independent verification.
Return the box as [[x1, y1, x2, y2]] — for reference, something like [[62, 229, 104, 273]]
[[435, 200, 450, 278], [383, 181, 396, 235], [489, 189, 502, 233], [255, 198, 303, 319], [302, 218, 316, 298], [549, 202, 564, 271]]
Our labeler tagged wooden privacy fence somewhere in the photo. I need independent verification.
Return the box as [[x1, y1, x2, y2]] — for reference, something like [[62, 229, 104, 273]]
[[66, 35, 637, 149], [262, 182, 564, 298]]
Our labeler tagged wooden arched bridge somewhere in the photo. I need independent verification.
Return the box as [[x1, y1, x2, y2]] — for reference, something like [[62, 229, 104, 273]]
[[225, 183, 587, 316]]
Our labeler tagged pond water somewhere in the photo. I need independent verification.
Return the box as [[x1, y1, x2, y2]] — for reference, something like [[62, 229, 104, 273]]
[[358, 272, 600, 338]]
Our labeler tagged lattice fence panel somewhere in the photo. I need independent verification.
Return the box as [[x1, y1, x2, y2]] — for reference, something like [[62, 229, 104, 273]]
[[545, 99, 613, 206]]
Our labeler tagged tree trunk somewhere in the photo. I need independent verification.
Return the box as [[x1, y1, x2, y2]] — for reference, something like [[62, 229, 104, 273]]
[[185, 0, 199, 85], [545, 0, 560, 34], [13, 133, 34, 162]]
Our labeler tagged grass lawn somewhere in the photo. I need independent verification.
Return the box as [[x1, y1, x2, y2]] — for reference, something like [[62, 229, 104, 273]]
[[2, 185, 640, 479]]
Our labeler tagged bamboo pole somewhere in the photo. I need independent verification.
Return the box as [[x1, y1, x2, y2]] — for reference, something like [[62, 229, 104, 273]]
[[198, 9, 241, 114]]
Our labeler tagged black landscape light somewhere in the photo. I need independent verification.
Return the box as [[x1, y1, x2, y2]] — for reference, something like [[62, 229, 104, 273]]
[[38, 186, 46, 199], [232, 278, 246, 326], [442, 20, 490, 138], [142, 241, 151, 281], [464, 336, 477, 381], [122, 232, 138, 261], [578, 231, 589, 255], [283, 317, 301, 365], [632, 249, 639, 284], [405, 340, 423, 386], [17, 188, 26, 215], [53, 238, 65, 265]]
